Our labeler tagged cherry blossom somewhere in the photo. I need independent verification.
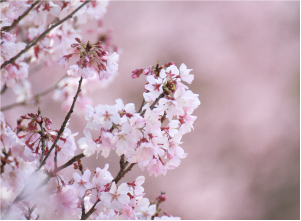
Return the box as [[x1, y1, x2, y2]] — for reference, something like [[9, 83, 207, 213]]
[[73, 169, 94, 196], [100, 182, 130, 211]]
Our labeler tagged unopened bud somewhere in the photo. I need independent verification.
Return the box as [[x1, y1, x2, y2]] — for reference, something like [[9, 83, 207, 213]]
[[75, 38, 81, 43], [36, 116, 41, 123]]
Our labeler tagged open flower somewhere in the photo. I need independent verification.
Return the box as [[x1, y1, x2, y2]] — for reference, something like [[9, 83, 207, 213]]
[[73, 170, 94, 196], [100, 182, 130, 211]]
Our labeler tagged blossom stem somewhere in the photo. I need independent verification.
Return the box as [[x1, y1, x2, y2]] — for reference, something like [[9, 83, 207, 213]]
[[1, 74, 67, 112], [0, 0, 92, 70], [35, 76, 83, 172], [1, 0, 40, 32], [38, 120, 46, 164]]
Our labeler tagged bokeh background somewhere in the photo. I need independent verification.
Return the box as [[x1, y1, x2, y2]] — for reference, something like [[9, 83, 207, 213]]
[[2, 1, 300, 219]]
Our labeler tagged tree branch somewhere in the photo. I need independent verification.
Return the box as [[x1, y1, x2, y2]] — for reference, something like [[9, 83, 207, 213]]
[[0, 0, 92, 70], [113, 162, 137, 184], [140, 92, 165, 116], [137, 98, 145, 114], [38, 120, 46, 164], [81, 199, 100, 220], [35, 77, 83, 172]]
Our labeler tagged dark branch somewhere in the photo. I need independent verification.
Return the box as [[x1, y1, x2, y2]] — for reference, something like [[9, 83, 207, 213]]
[[1, 0, 92, 70], [137, 98, 145, 114], [81, 199, 100, 220], [113, 162, 137, 184], [38, 119, 46, 164], [81, 197, 86, 218], [54, 153, 85, 173], [140, 92, 165, 116], [35, 77, 83, 172]]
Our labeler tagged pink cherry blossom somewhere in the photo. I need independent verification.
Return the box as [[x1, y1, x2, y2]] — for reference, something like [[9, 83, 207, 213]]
[[179, 63, 194, 84], [73, 169, 94, 196], [100, 182, 130, 211]]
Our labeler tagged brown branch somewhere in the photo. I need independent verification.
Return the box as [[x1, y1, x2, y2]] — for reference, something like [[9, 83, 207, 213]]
[[81, 196, 86, 218], [1, 74, 67, 112], [54, 153, 85, 173], [1, 0, 41, 32], [137, 98, 145, 114], [0, 0, 92, 70], [81, 199, 100, 220], [140, 92, 165, 116], [35, 77, 83, 172], [54, 146, 58, 170], [38, 118, 46, 164], [113, 162, 137, 184]]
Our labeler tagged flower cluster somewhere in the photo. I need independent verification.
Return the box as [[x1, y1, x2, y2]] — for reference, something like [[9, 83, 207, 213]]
[[59, 38, 119, 80], [0, 107, 181, 219], [1, 1, 200, 220], [0, 0, 116, 108], [78, 62, 200, 176]]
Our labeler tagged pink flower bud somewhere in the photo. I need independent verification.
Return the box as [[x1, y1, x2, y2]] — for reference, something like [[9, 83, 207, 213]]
[[36, 116, 41, 123], [75, 38, 81, 43]]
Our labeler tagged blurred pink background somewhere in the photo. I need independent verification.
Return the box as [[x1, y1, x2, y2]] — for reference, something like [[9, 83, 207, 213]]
[[2, 1, 300, 219]]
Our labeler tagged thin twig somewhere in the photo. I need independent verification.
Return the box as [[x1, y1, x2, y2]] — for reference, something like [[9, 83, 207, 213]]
[[137, 98, 145, 114], [113, 162, 137, 184], [54, 146, 58, 170], [35, 77, 83, 172], [38, 121, 46, 164], [1, 0, 92, 70], [1, 74, 67, 112], [81, 197, 86, 218], [1, 0, 40, 32], [140, 93, 165, 116], [55, 153, 85, 173]]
